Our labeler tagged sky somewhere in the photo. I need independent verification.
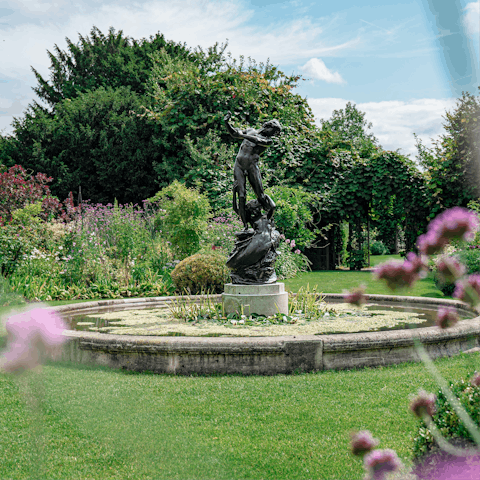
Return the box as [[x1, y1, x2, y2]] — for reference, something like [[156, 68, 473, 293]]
[[0, 0, 479, 160]]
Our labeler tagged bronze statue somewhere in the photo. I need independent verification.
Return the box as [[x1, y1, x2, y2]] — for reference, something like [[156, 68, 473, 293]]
[[223, 111, 281, 230], [224, 113, 283, 284]]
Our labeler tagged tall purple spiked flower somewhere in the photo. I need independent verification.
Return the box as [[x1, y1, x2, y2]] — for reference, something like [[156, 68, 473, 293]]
[[436, 256, 466, 283], [344, 285, 367, 307], [2, 308, 68, 373], [373, 254, 426, 291]]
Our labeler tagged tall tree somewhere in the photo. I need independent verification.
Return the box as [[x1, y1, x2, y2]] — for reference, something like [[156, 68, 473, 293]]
[[320, 102, 380, 156], [416, 89, 480, 219], [31, 26, 192, 109]]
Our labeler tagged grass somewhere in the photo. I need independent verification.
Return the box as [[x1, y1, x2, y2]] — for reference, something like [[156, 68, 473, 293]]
[[284, 271, 443, 298], [0, 255, 459, 479], [1, 353, 479, 480]]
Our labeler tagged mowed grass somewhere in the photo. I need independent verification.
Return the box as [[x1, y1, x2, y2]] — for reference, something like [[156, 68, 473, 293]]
[[1, 353, 480, 480], [284, 256, 444, 298], [0, 256, 455, 479]]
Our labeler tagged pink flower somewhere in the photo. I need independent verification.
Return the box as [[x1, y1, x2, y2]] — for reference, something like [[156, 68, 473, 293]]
[[344, 285, 367, 307], [436, 256, 466, 283], [351, 430, 379, 456], [412, 452, 480, 479], [453, 274, 480, 306], [364, 449, 402, 480], [373, 259, 418, 290], [418, 207, 479, 255], [294, 249, 301, 254], [285, 238, 290, 244], [2, 308, 68, 373], [436, 307, 459, 329], [290, 240, 296, 248], [471, 372, 480, 387], [404, 252, 428, 278], [410, 390, 436, 418]]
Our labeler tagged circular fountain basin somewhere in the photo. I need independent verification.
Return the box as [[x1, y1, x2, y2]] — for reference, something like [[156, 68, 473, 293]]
[[54, 294, 480, 375]]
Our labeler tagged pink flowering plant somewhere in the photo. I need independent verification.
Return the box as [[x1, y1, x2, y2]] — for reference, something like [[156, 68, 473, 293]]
[[347, 206, 480, 479]]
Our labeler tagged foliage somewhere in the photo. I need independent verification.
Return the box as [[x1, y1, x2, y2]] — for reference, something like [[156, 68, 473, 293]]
[[2, 201, 174, 301], [370, 240, 388, 256], [148, 181, 211, 258], [275, 241, 311, 280], [30, 26, 192, 108], [2, 87, 160, 205], [0, 164, 72, 225], [183, 130, 237, 213], [412, 378, 480, 458], [200, 212, 243, 255], [319, 101, 380, 156], [265, 185, 319, 250], [170, 252, 229, 294], [143, 46, 317, 190], [415, 89, 480, 220]]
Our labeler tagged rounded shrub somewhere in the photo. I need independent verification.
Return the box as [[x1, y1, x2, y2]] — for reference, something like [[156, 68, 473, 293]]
[[171, 253, 229, 294], [370, 239, 388, 256]]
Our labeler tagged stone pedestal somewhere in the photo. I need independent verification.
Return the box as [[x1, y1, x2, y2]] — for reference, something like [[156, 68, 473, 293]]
[[222, 283, 288, 317]]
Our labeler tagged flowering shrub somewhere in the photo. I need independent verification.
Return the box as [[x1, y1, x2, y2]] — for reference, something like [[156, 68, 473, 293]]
[[201, 212, 243, 254], [275, 237, 311, 280], [0, 164, 76, 225]]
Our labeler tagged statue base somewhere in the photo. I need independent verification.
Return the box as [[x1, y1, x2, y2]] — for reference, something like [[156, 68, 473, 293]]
[[222, 283, 288, 317]]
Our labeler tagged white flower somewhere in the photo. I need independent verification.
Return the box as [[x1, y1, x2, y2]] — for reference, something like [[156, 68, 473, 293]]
[[239, 319, 245, 324], [58, 246, 63, 250], [230, 320, 238, 325], [324, 312, 330, 317]]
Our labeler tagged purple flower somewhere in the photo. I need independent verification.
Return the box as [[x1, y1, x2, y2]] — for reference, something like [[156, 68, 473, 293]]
[[417, 231, 448, 255], [373, 259, 418, 290], [364, 449, 402, 480], [436, 307, 459, 329], [437, 256, 466, 283], [404, 252, 428, 278], [418, 207, 479, 255], [413, 452, 480, 480], [410, 390, 436, 418], [471, 372, 480, 387], [453, 274, 480, 306], [351, 430, 379, 456], [344, 285, 367, 307], [2, 308, 68, 374]]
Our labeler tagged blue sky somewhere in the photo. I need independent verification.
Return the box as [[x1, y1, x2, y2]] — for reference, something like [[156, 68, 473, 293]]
[[0, 0, 479, 158]]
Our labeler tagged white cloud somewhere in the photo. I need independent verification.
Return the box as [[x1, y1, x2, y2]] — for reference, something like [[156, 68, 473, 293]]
[[307, 97, 458, 159], [300, 58, 346, 84], [463, 1, 479, 37]]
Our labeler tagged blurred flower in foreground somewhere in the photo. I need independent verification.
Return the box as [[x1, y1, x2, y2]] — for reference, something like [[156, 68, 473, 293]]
[[453, 275, 480, 307], [350, 430, 379, 456], [344, 285, 367, 307], [374, 255, 426, 291], [436, 256, 466, 283], [436, 307, 459, 329], [363, 449, 402, 480], [471, 372, 480, 387], [418, 207, 479, 255], [2, 308, 68, 373], [412, 451, 480, 480], [410, 390, 437, 418]]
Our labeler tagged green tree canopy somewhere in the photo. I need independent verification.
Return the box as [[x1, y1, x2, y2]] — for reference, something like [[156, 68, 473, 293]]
[[416, 89, 480, 219], [31, 26, 192, 109]]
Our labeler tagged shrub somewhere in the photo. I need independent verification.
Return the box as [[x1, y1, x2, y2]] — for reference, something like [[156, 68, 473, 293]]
[[275, 240, 311, 279], [171, 253, 229, 294], [370, 239, 388, 255], [200, 212, 243, 255], [412, 378, 480, 459], [148, 181, 211, 258]]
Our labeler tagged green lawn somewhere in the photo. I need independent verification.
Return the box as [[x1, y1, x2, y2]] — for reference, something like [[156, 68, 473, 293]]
[[1, 353, 479, 480], [0, 257, 459, 479], [284, 270, 443, 298]]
